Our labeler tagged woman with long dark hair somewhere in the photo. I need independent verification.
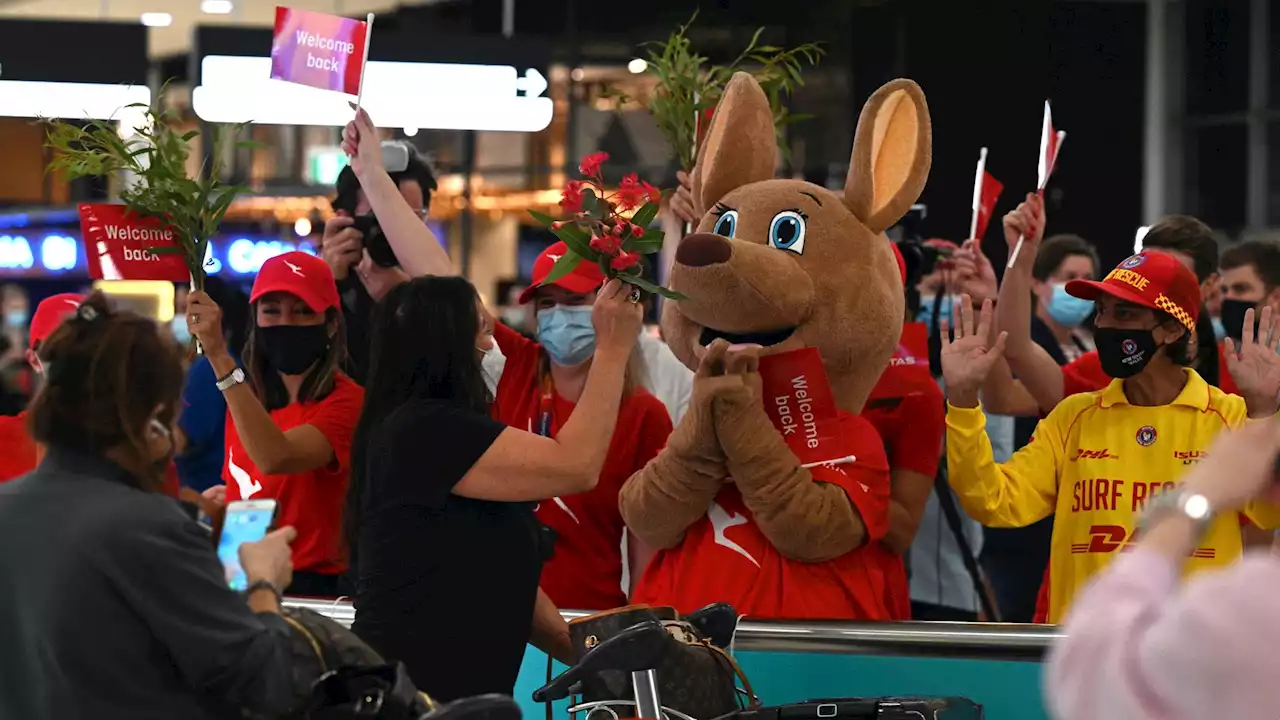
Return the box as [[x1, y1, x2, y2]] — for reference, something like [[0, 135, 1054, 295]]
[[0, 292, 298, 718], [189, 252, 365, 598], [347, 274, 642, 701]]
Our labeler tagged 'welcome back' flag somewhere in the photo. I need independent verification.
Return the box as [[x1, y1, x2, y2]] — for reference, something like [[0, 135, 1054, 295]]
[[270, 6, 370, 96]]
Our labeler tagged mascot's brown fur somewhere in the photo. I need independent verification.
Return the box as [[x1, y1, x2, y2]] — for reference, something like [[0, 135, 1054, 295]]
[[619, 72, 931, 611]]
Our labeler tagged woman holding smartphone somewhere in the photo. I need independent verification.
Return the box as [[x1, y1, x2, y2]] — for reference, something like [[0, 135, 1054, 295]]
[[346, 274, 643, 701], [189, 251, 365, 597]]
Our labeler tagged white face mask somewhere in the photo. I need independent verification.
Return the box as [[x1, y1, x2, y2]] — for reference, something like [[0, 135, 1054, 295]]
[[480, 343, 506, 397]]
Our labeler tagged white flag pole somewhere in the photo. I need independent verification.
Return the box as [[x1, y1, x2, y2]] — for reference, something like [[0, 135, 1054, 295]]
[[354, 13, 375, 111], [968, 147, 988, 241], [1008, 101, 1053, 269]]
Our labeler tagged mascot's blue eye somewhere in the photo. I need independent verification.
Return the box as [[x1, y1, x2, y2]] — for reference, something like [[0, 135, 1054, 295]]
[[712, 210, 738, 237], [768, 211, 807, 254]]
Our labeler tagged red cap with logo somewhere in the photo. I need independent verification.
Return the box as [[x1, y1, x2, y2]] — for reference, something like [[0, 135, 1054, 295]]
[[1065, 251, 1200, 331], [518, 241, 607, 305], [250, 251, 341, 312], [29, 293, 84, 349]]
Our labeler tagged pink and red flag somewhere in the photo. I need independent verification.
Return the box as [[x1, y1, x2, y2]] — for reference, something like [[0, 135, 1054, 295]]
[[270, 6, 369, 95]]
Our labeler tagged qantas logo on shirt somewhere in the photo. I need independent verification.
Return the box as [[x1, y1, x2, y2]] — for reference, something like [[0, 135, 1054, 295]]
[[888, 356, 918, 367], [707, 501, 759, 568], [227, 448, 262, 498]]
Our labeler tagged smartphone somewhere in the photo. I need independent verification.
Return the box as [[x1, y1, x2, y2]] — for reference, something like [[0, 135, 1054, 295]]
[[217, 499, 278, 591]]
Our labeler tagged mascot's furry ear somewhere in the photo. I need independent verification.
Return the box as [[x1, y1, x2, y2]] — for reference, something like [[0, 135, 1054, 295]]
[[843, 79, 932, 234], [692, 72, 777, 217]]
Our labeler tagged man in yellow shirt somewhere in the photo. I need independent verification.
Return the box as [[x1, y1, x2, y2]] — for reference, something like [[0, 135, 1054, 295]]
[[942, 250, 1280, 623]]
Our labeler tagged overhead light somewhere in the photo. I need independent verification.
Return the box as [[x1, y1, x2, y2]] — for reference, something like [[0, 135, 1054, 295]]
[[201, 0, 234, 14], [571, 68, 585, 82], [193, 56, 554, 132], [403, 127, 418, 137], [294, 218, 312, 237], [140, 12, 173, 27], [0, 81, 151, 120], [627, 58, 647, 74]]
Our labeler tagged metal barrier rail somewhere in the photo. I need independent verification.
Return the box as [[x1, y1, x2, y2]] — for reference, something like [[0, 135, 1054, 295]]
[[284, 598, 1062, 662]]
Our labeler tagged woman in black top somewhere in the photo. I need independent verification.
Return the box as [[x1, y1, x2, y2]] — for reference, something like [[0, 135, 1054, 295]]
[[0, 293, 299, 720], [348, 275, 642, 700]]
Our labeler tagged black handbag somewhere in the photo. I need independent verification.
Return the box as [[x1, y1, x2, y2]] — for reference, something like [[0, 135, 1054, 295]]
[[563, 605, 755, 720], [306, 664, 436, 719]]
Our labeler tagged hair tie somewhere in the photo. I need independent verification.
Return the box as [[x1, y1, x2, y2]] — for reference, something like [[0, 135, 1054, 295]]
[[75, 304, 101, 324]]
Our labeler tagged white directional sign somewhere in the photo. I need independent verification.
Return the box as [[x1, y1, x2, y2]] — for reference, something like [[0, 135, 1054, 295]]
[[192, 55, 553, 132], [0, 80, 150, 120]]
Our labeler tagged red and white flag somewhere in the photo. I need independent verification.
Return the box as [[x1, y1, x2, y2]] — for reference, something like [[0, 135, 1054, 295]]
[[1037, 100, 1066, 191], [969, 147, 1004, 240]]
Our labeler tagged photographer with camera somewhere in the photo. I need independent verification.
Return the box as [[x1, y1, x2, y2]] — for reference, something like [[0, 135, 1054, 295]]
[[320, 140, 439, 383]]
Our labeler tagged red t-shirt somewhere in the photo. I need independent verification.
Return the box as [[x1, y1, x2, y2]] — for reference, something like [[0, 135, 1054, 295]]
[[492, 323, 673, 611], [632, 411, 893, 620], [863, 323, 945, 620], [223, 373, 364, 575], [0, 412, 37, 484]]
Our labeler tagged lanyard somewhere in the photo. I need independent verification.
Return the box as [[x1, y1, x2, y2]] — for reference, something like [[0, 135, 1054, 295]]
[[536, 373, 555, 438]]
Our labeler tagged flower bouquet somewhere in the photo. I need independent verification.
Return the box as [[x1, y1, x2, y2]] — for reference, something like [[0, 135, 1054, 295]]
[[44, 99, 254, 292], [530, 152, 684, 300], [615, 12, 824, 169]]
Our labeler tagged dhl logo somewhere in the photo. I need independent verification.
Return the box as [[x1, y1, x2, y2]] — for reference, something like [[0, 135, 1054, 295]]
[[1070, 524, 1216, 558], [1071, 448, 1118, 461]]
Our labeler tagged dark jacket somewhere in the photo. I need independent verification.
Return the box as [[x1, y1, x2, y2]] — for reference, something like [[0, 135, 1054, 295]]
[[0, 448, 297, 720]]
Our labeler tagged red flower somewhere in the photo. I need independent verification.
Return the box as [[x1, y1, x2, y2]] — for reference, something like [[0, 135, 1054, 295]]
[[590, 234, 623, 256], [631, 224, 645, 237], [617, 173, 659, 210], [579, 152, 609, 179], [560, 180, 585, 214], [610, 251, 642, 271]]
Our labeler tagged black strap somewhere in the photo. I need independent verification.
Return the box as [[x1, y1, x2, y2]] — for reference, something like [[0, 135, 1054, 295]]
[[932, 463, 1001, 622]]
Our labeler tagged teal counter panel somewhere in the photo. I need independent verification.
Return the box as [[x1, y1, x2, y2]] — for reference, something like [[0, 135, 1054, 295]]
[[513, 648, 1049, 720]]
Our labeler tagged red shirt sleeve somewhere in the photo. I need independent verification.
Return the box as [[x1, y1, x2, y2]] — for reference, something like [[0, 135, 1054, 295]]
[[815, 413, 892, 542], [306, 375, 366, 474], [1217, 344, 1240, 394], [886, 387, 944, 478], [494, 322, 536, 361], [1062, 351, 1108, 397], [632, 391, 673, 468]]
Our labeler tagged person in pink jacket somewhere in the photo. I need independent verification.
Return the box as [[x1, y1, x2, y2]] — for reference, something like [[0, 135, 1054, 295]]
[[1045, 332, 1280, 720]]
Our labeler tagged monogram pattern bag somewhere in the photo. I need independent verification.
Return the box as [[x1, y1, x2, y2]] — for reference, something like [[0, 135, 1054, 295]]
[[566, 605, 755, 720]]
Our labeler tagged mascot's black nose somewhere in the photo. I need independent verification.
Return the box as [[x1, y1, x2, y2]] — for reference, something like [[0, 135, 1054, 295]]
[[675, 233, 732, 268]]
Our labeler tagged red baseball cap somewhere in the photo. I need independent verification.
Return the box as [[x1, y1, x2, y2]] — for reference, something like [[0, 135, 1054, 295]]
[[518, 241, 607, 305], [1066, 251, 1200, 331], [29, 293, 83, 349], [889, 242, 907, 284], [250, 251, 340, 312]]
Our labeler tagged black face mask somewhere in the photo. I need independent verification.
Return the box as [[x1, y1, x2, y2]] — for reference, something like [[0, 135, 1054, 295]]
[[1094, 326, 1160, 379], [1219, 298, 1254, 343], [260, 324, 331, 375]]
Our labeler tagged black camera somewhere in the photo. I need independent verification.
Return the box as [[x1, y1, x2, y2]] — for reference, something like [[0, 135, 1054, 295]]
[[349, 214, 399, 268], [891, 204, 953, 288]]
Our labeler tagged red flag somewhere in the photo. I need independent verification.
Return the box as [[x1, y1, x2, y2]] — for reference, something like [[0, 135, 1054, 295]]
[[78, 204, 190, 282], [757, 348, 852, 467], [974, 170, 1004, 240], [1038, 101, 1065, 189]]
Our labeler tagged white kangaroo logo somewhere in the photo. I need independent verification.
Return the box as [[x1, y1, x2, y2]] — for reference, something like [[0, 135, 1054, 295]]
[[227, 448, 263, 498], [284, 260, 305, 277], [708, 501, 759, 567]]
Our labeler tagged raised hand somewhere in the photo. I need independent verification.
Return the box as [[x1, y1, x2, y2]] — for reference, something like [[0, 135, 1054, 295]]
[[950, 239, 998, 304], [590, 279, 644, 358], [340, 106, 382, 179], [186, 291, 228, 360], [1224, 306, 1280, 417], [671, 169, 698, 225], [1001, 192, 1045, 268], [940, 296, 1008, 408]]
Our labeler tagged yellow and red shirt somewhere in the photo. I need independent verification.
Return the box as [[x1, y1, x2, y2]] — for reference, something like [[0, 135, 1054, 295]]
[[947, 369, 1280, 623]]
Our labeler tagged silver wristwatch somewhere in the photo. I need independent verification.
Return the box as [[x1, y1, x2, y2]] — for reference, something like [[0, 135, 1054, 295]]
[[216, 367, 246, 392], [1139, 487, 1214, 538]]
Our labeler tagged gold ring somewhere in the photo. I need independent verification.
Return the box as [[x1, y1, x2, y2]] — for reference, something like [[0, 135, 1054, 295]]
[[628, 288, 642, 304]]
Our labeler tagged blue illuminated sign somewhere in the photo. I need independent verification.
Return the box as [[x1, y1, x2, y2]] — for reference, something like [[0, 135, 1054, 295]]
[[0, 232, 318, 278]]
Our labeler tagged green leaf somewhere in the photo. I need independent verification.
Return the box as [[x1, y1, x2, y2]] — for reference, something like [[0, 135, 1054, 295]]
[[616, 273, 687, 301], [181, 130, 200, 142], [545, 220, 596, 260], [146, 245, 185, 255], [540, 250, 585, 287], [528, 209, 559, 227], [630, 201, 660, 229], [623, 234, 664, 254]]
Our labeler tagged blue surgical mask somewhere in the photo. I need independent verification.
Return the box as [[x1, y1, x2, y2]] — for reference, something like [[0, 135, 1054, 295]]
[[537, 305, 596, 367], [170, 316, 192, 345], [4, 310, 26, 328], [915, 294, 958, 328], [1046, 283, 1094, 327]]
